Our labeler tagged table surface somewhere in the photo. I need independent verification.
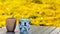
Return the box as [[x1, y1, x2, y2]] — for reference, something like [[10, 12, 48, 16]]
[[0, 25, 60, 34]]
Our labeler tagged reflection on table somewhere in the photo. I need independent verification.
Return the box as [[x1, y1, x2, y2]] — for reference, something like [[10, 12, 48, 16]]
[[6, 32, 15, 34]]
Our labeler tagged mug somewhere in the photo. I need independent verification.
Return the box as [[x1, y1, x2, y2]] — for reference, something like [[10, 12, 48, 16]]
[[6, 18, 16, 32], [19, 18, 30, 34]]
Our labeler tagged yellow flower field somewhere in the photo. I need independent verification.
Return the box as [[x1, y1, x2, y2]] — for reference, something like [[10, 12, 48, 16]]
[[0, 0, 60, 27]]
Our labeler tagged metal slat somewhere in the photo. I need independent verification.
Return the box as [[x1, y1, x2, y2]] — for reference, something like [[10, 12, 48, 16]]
[[31, 26, 50, 34], [29, 25, 41, 34], [57, 31, 60, 34], [36, 26, 50, 34], [40, 27, 56, 34], [50, 27, 60, 34]]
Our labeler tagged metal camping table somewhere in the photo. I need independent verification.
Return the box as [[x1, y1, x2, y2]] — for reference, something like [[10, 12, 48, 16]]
[[0, 25, 60, 34]]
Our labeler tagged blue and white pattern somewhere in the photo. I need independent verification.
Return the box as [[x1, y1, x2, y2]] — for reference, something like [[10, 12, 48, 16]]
[[19, 18, 30, 34]]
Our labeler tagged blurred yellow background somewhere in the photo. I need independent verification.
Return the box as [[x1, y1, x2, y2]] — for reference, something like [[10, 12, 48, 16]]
[[0, 0, 60, 27]]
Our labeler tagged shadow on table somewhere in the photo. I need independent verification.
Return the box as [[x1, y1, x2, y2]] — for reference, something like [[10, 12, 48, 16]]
[[6, 32, 15, 34], [6, 32, 29, 34], [6, 31, 29, 34]]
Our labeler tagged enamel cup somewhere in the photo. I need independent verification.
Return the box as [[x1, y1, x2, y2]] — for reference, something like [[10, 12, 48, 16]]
[[6, 18, 16, 32], [19, 18, 30, 34]]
